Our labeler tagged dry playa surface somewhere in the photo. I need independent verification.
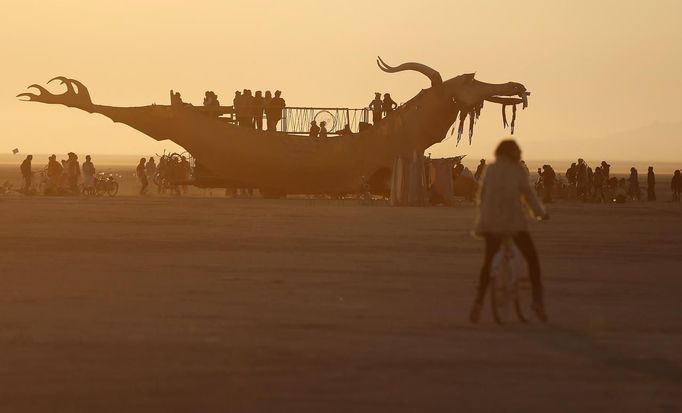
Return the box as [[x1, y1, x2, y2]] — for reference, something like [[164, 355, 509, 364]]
[[1, 196, 681, 412]]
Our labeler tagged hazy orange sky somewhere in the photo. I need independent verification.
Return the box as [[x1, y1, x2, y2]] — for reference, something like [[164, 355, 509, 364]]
[[1, 0, 681, 161]]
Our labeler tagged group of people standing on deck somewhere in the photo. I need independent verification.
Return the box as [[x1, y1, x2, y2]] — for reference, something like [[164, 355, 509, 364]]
[[369, 92, 398, 125], [232, 89, 286, 131]]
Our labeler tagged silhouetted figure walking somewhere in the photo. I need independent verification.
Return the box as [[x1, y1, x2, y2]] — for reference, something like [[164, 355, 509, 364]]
[[628, 167, 641, 201], [308, 120, 320, 138], [137, 158, 148, 195], [470, 139, 548, 324], [20, 155, 32, 191], [180, 156, 191, 194], [593, 166, 606, 202], [65, 152, 80, 192], [541, 164, 556, 203], [369, 93, 383, 125], [474, 159, 486, 181], [600, 161, 611, 180], [382, 93, 397, 117], [146, 157, 157, 182], [576, 159, 588, 201], [520, 160, 530, 177], [267, 90, 285, 131], [566, 162, 577, 186], [82, 155, 96, 192], [47, 154, 62, 195], [671, 170, 682, 202], [318, 121, 328, 139], [647, 166, 656, 201], [253, 91, 265, 130]]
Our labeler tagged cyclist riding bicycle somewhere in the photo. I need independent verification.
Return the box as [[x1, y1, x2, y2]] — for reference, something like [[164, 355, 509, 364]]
[[470, 139, 549, 323]]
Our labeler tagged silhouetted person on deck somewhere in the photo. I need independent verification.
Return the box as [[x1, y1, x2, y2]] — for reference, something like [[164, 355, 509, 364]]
[[253, 91, 265, 130], [318, 121, 328, 139], [339, 124, 352, 135], [308, 120, 320, 138], [20, 155, 32, 191], [264, 91, 273, 127], [628, 167, 641, 201], [369, 93, 383, 125], [233, 91, 243, 126], [137, 158, 148, 195], [382, 93, 397, 117], [203, 91, 219, 107], [671, 170, 682, 202], [241, 89, 254, 128], [170, 90, 185, 106], [474, 159, 486, 181], [268, 90, 285, 131], [647, 166, 656, 201]]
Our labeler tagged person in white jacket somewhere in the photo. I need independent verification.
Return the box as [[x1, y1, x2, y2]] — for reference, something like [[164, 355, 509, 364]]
[[470, 140, 549, 323]]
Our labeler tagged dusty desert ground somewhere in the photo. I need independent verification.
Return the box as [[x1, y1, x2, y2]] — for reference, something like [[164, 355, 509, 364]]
[[1, 195, 681, 412]]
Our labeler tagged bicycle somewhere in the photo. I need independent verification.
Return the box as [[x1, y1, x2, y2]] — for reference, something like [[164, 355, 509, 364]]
[[93, 173, 119, 196], [489, 236, 531, 324]]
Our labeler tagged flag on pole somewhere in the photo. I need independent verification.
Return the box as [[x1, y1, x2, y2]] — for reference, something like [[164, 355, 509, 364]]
[[12, 148, 19, 154]]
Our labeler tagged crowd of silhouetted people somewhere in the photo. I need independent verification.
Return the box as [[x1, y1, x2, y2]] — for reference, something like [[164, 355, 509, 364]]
[[515, 159, 682, 203], [467, 158, 682, 204], [19, 152, 95, 195], [137, 154, 192, 196], [15, 152, 196, 197], [14, 152, 682, 201]]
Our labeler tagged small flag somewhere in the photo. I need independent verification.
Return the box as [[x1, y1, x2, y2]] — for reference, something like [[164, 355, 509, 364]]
[[12, 148, 19, 154]]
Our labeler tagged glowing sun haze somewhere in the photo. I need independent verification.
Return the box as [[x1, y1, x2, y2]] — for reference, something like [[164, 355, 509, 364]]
[[1, 0, 681, 161]]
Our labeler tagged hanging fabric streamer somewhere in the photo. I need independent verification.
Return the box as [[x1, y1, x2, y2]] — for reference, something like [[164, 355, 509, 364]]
[[502, 105, 508, 129], [456, 111, 466, 146], [468, 110, 475, 144], [511, 104, 517, 134]]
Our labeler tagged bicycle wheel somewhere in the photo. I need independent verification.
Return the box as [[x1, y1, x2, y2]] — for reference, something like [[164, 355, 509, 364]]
[[107, 182, 119, 196], [490, 260, 513, 324], [514, 277, 531, 323]]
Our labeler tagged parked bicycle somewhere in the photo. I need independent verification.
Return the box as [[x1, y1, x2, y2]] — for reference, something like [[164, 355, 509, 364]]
[[88, 172, 119, 196]]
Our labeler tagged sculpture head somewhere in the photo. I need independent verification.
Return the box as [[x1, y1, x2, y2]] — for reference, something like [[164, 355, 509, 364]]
[[377, 57, 529, 143]]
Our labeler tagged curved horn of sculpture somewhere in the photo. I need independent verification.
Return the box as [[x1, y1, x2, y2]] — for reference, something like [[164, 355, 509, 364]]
[[377, 56, 443, 87], [17, 77, 93, 111]]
